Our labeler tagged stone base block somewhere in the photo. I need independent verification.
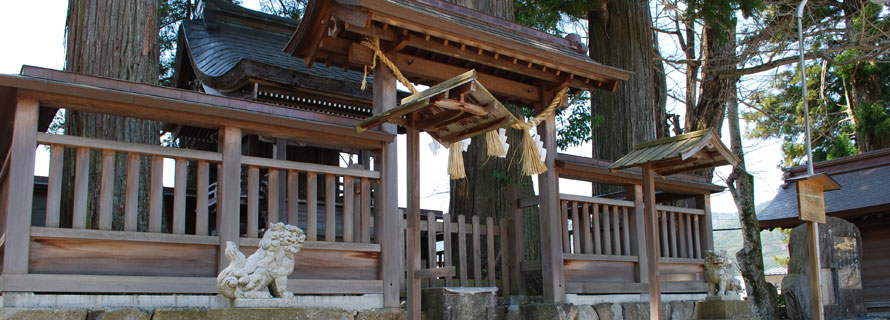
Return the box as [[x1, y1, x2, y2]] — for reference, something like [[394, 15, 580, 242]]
[[696, 300, 754, 319], [422, 287, 497, 320]]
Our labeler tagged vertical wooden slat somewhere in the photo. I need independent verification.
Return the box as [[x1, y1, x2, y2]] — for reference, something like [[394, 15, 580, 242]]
[[97, 150, 115, 230], [677, 213, 686, 258], [698, 193, 714, 253], [149, 155, 164, 233], [172, 158, 187, 234], [685, 214, 694, 259], [195, 161, 209, 236], [560, 200, 569, 253], [602, 205, 612, 255], [581, 202, 592, 254], [360, 178, 371, 243], [458, 214, 468, 286], [45, 145, 64, 228], [4, 97, 38, 274], [267, 168, 280, 225], [306, 172, 317, 241], [325, 174, 336, 242], [247, 166, 259, 238], [472, 215, 482, 286], [287, 170, 299, 227], [500, 219, 510, 296], [593, 203, 601, 254], [669, 212, 678, 258], [569, 201, 581, 254], [443, 213, 453, 286], [72, 147, 90, 229], [486, 216, 496, 287], [659, 211, 667, 258], [612, 205, 621, 255], [124, 153, 140, 232], [352, 178, 361, 240], [622, 206, 631, 256], [343, 176, 354, 243], [427, 211, 436, 269], [693, 215, 701, 259]]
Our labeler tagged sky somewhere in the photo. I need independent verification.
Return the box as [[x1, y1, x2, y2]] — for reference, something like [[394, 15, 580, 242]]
[[0, 0, 788, 225]]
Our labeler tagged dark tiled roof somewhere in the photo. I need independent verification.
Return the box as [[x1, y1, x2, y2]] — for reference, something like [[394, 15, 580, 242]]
[[178, 1, 371, 98], [757, 163, 890, 222]]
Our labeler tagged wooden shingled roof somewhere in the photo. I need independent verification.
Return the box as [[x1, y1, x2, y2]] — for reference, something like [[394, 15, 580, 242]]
[[355, 70, 519, 143], [609, 128, 740, 176], [284, 0, 632, 105]]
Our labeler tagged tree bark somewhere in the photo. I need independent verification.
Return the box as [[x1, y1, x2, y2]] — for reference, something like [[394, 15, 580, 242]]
[[588, 0, 661, 195], [725, 35, 781, 319], [63, 0, 162, 231], [444, 0, 542, 294]]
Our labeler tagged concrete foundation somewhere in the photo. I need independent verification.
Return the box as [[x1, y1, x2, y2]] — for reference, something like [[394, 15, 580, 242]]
[[695, 300, 754, 319], [0, 293, 383, 311]]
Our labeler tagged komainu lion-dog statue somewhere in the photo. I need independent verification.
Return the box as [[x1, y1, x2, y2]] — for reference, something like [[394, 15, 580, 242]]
[[704, 250, 744, 298], [217, 223, 306, 300]]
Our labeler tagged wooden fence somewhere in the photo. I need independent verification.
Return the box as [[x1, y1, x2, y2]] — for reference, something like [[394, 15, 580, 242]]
[[415, 213, 511, 296], [0, 69, 397, 297]]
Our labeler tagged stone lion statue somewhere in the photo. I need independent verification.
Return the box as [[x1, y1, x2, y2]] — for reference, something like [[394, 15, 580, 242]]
[[217, 223, 306, 300], [704, 250, 743, 298]]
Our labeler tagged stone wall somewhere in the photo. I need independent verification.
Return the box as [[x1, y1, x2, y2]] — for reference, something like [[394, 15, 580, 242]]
[[501, 300, 699, 319], [0, 307, 406, 320]]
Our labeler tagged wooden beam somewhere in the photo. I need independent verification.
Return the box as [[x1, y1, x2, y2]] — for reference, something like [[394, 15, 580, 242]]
[[414, 266, 456, 279], [641, 164, 662, 320], [218, 126, 242, 272], [348, 43, 539, 102], [537, 109, 565, 302], [406, 122, 421, 318], [374, 63, 401, 308], [3, 97, 38, 274]]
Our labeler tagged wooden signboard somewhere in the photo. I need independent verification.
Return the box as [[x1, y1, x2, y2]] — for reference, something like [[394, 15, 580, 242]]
[[797, 179, 826, 224]]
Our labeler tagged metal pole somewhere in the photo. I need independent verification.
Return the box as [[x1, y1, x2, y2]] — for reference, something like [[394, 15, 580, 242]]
[[797, 2, 824, 319]]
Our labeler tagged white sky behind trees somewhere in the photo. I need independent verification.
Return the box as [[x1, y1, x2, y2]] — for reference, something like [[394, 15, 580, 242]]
[[0, 0, 787, 229]]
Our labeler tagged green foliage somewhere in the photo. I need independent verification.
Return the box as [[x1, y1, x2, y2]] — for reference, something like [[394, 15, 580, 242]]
[[745, 60, 863, 166], [556, 92, 602, 150]]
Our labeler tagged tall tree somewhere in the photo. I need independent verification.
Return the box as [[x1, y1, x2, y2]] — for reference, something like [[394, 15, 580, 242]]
[[588, 0, 666, 167], [64, 0, 162, 230]]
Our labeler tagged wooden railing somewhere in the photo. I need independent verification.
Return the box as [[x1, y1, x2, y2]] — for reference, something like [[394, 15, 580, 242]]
[[240, 156, 378, 243], [37, 133, 223, 234], [416, 213, 511, 296], [559, 194, 636, 257], [656, 205, 704, 260]]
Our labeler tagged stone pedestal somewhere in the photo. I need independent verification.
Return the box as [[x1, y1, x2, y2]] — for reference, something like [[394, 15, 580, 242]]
[[421, 287, 497, 320], [696, 300, 754, 319]]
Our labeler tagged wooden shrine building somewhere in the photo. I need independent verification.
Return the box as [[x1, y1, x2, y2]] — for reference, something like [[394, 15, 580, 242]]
[[0, 0, 727, 317]]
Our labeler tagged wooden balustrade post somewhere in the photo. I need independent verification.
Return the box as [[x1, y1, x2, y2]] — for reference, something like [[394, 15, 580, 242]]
[[406, 123, 421, 318], [373, 63, 401, 308], [3, 97, 38, 275], [537, 108, 565, 302], [218, 126, 242, 271], [641, 164, 662, 319]]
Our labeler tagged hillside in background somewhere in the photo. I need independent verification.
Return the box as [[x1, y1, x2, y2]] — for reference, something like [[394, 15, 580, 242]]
[[712, 207, 789, 271]]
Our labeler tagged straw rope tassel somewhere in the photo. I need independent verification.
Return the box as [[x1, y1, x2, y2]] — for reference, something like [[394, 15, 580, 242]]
[[447, 142, 466, 179], [360, 37, 418, 95], [485, 130, 507, 157], [509, 83, 569, 176]]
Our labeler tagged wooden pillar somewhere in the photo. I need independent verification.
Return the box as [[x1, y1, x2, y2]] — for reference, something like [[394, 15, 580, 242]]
[[641, 164, 662, 319], [537, 112, 565, 302], [696, 192, 713, 252], [373, 63, 401, 308], [628, 184, 649, 290], [274, 139, 287, 224], [3, 97, 38, 275], [406, 124, 421, 319], [218, 126, 242, 271]]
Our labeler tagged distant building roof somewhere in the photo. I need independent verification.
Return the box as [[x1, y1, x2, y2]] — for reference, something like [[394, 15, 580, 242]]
[[758, 148, 890, 229], [174, 0, 372, 100], [765, 267, 788, 276]]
